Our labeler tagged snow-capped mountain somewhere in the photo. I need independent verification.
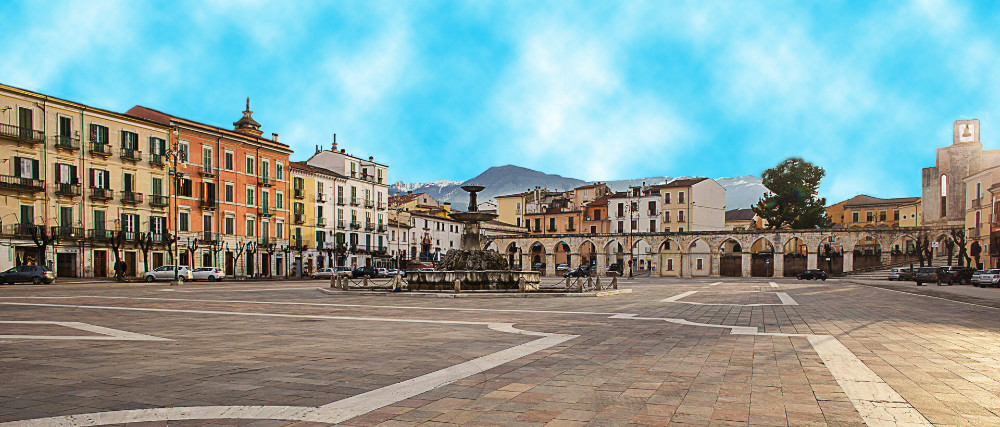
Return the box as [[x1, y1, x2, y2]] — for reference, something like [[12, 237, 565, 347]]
[[390, 165, 770, 211]]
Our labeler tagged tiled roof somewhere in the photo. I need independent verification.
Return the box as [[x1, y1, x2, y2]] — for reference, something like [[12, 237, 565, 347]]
[[585, 194, 612, 207], [839, 195, 921, 208], [289, 161, 346, 178], [657, 177, 709, 188], [125, 105, 290, 149], [725, 208, 757, 221], [389, 193, 426, 206]]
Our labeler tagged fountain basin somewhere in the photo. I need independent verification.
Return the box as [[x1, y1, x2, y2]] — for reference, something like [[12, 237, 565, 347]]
[[407, 270, 540, 291]]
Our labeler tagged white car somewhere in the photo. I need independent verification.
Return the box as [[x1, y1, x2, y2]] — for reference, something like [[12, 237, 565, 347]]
[[191, 267, 225, 281], [143, 265, 193, 282], [887, 268, 905, 281], [312, 268, 340, 279], [384, 268, 399, 276], [376, 268, 390, 277], [972, 269, 1000, 287]]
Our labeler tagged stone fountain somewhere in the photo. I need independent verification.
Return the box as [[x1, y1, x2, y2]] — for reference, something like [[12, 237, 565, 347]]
[[406, 185, 540, 291]]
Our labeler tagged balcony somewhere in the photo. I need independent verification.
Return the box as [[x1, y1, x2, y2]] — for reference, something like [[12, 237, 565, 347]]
[[377, 224, 387, 232], [89, 141, 112, 157], [337, 196, 345, 205], [4, 224, 36, 237], [973, 197, 983, 208], [293, 214, 305, 225], [0, 174, 45, 193], [201, 232, 219, 244], [350, 197, 360, 206], [258, 206, 273, 217], [121, 191, 143, 205], [199, 198, 217, 210], [54, 183, 81, 197], [365, 222, 375, 231], [293, 189, 304, 199], [147, 194, 167, 208], [364, 199, 374, 208], [290, 237, 307, 250], [350, 221, 361, 229], [54, 135, 80, 151], [151, 232, 170, 244], [120, 148, 142, 162], [337, 219, 345, 229], [648, 210, 658, 217], [259, 175, 273, 187], [566, 226, 576, 231], [969, 227, 982, 239], [317, 217, 327, 227], [377, 202, 386, 210], [50, 226, 84, 240], [200, 165, 216, 177], [88, 229, 117, 242], [0, 124, 44, 145], [149, 154, 166, 167], [258, 236, 274, 248], [89, 188, 113, 202], [316, 193, 327, 203], [547, 227, 557, 232]]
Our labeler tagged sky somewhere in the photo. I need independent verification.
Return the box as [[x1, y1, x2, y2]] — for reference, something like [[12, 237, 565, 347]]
[[2, 0, 998, 203]]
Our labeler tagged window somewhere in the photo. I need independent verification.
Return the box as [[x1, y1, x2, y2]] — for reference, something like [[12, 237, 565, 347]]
[[176, 178, 193, 197], [179, 212, 189, 232], [665, 211, 671, 222], [54, 163, 77, 184], [149, 137, 166, 155], [866, 211, 874, 222], [549, 218, 556, 231], [696, 258, 703, 270], [650, 220, 656, 230], [667, 259, 673, 271], [94, 210, 105, 230], [679, 192, 685, 203], [879, 211, 886, 222], [225, 183, 234, 202], [350, 162, 356, 177], [894, 211, 900, 221], [941, 174, 948, 217], [89, 168, 109, 189], [178, 142, 189, 162], [534, 218, 540, 232], [678, 210, 685, 222], [246, 218, 255, 237], [203, 215, 212, 233], [246, 187, 255, 206], [678, 227, 684, 232], [89, 124, 109, 144], [853, 212, 859, 222], [224, 151, 234, 170], [152, 177, 162, 195], [276, 192, 283, 209], [276, 163, 283, 180], [121, 131, 139, 150], [203, 147, 212, 169], [648, 201, 656, 213], [225, 217, 235, 235], [261, 160, 270, 178], [377, 169, 383, 183], [276, 221, 284, 238], [246, 156, 255, 175], [14, 156, 39, 179], [664, 193, 671, 204], [617, 203, 624, 217], [617, 221, 624, 233]]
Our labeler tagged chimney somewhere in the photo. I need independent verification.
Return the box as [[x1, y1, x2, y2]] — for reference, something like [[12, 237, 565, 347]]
[[340, 149, 345, 153], [271, 132, 278, 142], [332, 133, 337, 151], [369, 156, 374, 161], [315, 145, 320, 154]]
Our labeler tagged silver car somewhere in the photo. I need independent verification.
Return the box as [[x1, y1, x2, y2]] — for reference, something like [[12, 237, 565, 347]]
[[191, 267, 225, 282], [972, 269, 1000, 287], [143, 265, 193, 282], [312, 268, 340, 279], [887, 268, 905, 281]]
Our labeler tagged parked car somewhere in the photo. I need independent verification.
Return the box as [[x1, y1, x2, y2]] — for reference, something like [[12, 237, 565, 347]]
[[897, 268, 915, 281], [191, 266, 225, 281], [376, 268, 390, 277], [797, 269, 828, 280], [972, 269, 1000, 287], [887, 268, 906, 281], [607, 263, 623, 274], [0, 265, 55, 285], [555, 264, 569, 272], [143, 265, 193, 282], [352, 266, 378, 278], [937, 266, 976, 285], [311, 268, 339, 280], [563, 266, 590, 278], [384, 268, 399, 276], [912, 266, 939, 286]]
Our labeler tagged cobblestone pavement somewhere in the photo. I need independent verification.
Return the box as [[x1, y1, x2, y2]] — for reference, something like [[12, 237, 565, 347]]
[[1, 277, 998, 426]]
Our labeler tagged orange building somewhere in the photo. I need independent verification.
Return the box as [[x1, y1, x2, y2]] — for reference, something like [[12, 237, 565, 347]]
[[583, 194, 611, 234], [127, 99, 292, 277]]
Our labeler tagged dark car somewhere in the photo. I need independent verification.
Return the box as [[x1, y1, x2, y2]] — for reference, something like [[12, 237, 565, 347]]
[[797, 269, 827, 280], [563, 266, 590, 278], [0, 265, 55, 285], [532, 262, 546, 270], [912, 266, 939, 286], [937, 266, 976, 285], [351, 266, 378, 278], [897, 268, 915, 281], [607, 263, 623, 274]]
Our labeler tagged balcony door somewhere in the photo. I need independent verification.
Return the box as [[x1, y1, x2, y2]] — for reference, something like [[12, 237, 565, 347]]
[[18, 107, 32, 134]]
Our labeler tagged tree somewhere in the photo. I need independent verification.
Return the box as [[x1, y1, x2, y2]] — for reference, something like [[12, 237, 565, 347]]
[[184, 237, 200, 268], [752, 158, 831, 229], [951, 228, 970, 268], [922, 234, 933, 266], [28, 226, 58, 268], [137, 232, 154, 273], [209, 239, 224, 269], [971, 241, 982, 268], [944, 237, 954, 266], [244, 241, 258, 277], [915, 233, 929, 267], [232, 240, 247, 278], [109, 230, 126, 280]]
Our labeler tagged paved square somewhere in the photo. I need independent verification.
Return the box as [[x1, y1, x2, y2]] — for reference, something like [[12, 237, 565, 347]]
[[1, 277, 998, 426]]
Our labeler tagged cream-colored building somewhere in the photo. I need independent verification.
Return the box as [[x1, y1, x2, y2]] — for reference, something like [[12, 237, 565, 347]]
[[0, 83, 172, 277], [965, 168, 997, 263], [898, 199, 922, 227], [657, 178, 726, 232]]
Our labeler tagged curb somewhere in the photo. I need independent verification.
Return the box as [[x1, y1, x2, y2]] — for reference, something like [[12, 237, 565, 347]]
[[317, 287, 632, 298]]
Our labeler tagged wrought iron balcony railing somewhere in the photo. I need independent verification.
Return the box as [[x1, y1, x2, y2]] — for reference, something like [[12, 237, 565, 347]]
[[0, 124, 44, 144], [88, 229, 116, 242], [54, 183, 81, 197], [258, 206, 272, 217], [89, 141, 112, 156], [149, 154, 165, 167], [120, 148, 142, 161], [316, 193, 327, 203], [293, 189, 304, 199], [259, 175, 273, 187], [317, 217, 327, 227], [89, 188, 113, 201], [0, 174, 45, 192], [293, 214, 304, 224], [199, 198, 217, 210], [54, 136, 80, 150], [365, 222, 375, 231], [201, 232, 219, 243], [337, 196, 345, 205], [337, 220, 345, 229], [121, 191, 143, 205], [149, 194, 169, 207], [200, 165, 216, 177], [350, 221, 361, 229], [350, 198, 360, 206], [50, 226, 84, 239]]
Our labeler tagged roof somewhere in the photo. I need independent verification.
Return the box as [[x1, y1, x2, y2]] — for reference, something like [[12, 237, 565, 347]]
[[126, 105, 291, 150], [657, 177, 709, 188], [288, 161, 346, 178], [389, 193, 427, 206], [0, 83, 171, 130], [725, 208, 757, 221], [495, 191, 532, 199], [839, 195, 921, 209], [585, 194, 612, 207]]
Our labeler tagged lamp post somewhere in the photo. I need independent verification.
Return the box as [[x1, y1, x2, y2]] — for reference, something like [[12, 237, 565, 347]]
[[395, 208, 403, 273], [167, 128, 184, 285]]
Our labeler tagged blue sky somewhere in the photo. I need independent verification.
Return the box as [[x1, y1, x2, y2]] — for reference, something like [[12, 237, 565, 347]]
[[2, 1, 998, 203]]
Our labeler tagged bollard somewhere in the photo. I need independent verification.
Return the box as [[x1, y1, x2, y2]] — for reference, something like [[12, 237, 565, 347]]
[[518, 276, 526, 293], [565, 277, 571, 288], [363, 277, 370, 289], [330, 276, 337, 288], [611, 277, 618, 289], [577, 278, 583, 293], [587, 276, 593, 290], [454, 279, 461, 293], [595, 276, 602, 290]]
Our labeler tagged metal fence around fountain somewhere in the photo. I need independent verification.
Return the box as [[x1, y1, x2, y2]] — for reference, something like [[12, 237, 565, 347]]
[[330, 275, 407, 291]]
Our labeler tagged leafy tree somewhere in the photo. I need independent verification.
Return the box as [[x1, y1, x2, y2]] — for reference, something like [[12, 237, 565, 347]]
[[752, 158, 831, 229]]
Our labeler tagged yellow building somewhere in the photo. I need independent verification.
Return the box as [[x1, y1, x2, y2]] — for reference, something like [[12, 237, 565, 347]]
[[826, 195, 921, 228], [964, 168, 998, 265], [0, 83, 171, 277], [898, 199, 922, 227]]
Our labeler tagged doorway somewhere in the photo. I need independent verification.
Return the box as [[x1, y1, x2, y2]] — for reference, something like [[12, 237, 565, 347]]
[[125, 252, 137, 276], [93, 250, 108, 277], [56, 253, 77, 277]]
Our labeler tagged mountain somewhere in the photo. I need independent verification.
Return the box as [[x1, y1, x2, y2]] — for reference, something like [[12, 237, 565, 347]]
[[390, 165, 770, 211]]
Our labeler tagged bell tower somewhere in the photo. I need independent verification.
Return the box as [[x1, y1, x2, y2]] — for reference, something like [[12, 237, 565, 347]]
[[233, 97, 263, 137], [954, 119, 980, 144]]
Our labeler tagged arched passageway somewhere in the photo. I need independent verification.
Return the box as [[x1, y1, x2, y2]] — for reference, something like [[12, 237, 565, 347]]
[[719, 238, 742, 277], [750, 238, 774, 277], [818, 237, 844, 275], [689, 239, 712, 277], [853, 236, 882, 271], [783, 237, 807, 277]]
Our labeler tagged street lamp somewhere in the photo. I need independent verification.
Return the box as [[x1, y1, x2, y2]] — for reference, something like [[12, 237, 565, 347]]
[[167, 128, 185, 285], [395, 208, 403, 273]]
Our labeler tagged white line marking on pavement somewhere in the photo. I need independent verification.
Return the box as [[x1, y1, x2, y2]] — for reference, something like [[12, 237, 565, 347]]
[[807, 335, 931, 426], [848, 281, 1000, 311], [0, 303, 576, 426], [660, 290, 698, 302], [775, 292, 798, 305], [769, 281, 779, 288], [0, 321, 170, 341], [160, 286, 319, 293], [707, 282, 722, 286]]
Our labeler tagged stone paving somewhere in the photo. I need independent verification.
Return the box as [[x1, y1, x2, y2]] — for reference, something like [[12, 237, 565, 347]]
[[0, 277, 998, 426]]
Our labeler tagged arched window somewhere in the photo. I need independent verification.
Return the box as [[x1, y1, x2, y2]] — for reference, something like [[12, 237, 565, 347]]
[[940, 175, 948, 217]]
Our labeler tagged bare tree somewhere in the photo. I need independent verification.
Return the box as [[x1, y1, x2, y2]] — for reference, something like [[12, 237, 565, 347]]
[[210, 239, 224, 268], [944, 237, 955, 266], [922, 234, 933, 266], [137, 232, 154, 273], [185, 237, 200, 268], [971, 241, 983, 269], [244, 241, 258, 277], [28, 226, 58, 268], [951, 228, 971, 268], [109, 230, 126, 280], [915, 233, 928, 267], [232, 239, 247, 278]]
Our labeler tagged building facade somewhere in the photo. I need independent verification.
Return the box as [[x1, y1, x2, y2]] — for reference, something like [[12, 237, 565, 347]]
[[1, 83, 174, 278], [126, 100, 293, 278], [825, 195, 921, 228]]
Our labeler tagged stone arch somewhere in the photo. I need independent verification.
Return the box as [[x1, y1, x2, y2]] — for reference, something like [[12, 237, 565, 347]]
[[552, 240, 572, 269], [578, 240, 597, 268], [782, 237, 808, 277], [658, 237, 683, 277], [603, 239, 626, 274], [688, 238, 712, 277], [629, 237, 654, 274], [718, 237, 742, 277], [750, 237, 774, 277], [529, 241, 547, 273], [853, 235, 882, 270], [504, 242, 521, 270], [817, 236, 844, 275]]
